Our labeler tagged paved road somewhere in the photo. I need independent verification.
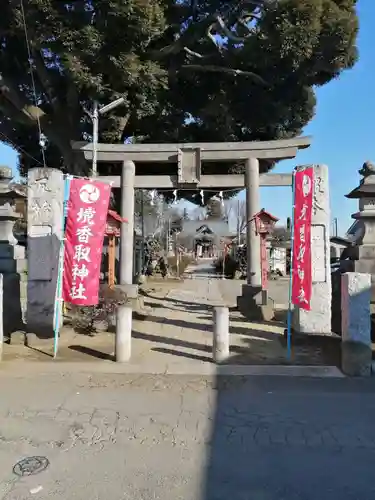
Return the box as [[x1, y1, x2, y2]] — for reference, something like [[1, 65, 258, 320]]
[[0, 371, 375, 499]]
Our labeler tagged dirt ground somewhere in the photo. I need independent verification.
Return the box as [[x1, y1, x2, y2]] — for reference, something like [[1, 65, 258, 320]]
[[2, 262, 341, 368]]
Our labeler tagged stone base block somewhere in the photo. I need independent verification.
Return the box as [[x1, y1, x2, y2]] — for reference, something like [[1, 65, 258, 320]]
[[237, 294, 274, 322], [10, 330, 26, 346], [114, 284, 139, 299], [341, 340, 372, 377], [0, 258, 27, 274], [0, 244, 26, 260]]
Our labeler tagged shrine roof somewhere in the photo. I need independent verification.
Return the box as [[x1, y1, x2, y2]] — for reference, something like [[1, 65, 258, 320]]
[[253, 208, 279, 222], [181, 220, 230, 236]]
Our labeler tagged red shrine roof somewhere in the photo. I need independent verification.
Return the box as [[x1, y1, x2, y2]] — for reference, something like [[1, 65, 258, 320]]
[[105, 210, 128, 236], [107, 210, 127, 223], [253, 208, 279, 222]]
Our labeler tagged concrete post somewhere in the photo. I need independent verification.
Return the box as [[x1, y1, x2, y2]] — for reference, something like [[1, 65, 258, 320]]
[[120, 160, 135, 285], [244, 158, 261, 287], [341, 272, 372, 376], [212, 306, 230, 363], [115, 304, 132, 362]]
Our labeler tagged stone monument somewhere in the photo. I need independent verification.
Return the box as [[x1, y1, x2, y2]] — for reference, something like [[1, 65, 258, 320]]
[[345, 161, 375, 311], [27, 168, 64, 337], [341, 272, 372, 377], [293, 164, 332, 335], [0, 166, 27, 338]]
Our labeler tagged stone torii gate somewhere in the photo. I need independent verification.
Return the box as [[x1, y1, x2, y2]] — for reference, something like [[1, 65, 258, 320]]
[[74, 136, 311, 318]]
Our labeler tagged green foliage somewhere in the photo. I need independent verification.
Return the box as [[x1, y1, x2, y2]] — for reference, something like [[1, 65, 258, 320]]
[[0, 0, 359, 183], [214, 254, 238, 279]]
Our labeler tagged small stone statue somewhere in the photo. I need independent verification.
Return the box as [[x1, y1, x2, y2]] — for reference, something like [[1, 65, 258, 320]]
[[358, 160, 375, 178]]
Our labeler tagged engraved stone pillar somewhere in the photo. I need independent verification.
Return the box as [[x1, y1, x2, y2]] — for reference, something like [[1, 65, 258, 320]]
[[27, 168, 64, 338], [293, 165, 332, 335]]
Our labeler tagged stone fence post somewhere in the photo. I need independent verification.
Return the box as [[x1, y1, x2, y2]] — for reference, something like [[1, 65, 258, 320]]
[[212, 306, 230, 363], [341, 272, 372, 376], [0, 274, 3, 360]]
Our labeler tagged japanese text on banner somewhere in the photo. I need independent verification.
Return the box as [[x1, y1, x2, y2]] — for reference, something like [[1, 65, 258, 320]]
[[62, 179, 111, 306], [291, 167, 313, 310]]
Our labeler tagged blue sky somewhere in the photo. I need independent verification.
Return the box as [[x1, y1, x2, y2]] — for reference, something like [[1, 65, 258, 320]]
[[0, 0, 372, 236], [255, 0, 374, 236]]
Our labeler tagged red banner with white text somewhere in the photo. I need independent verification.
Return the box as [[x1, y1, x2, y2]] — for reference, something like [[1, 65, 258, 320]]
[[291, 167, 314, 310], [62, 179, 111, 305]]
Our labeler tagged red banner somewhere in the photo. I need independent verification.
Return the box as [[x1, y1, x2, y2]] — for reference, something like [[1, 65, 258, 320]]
[[62, 179, 111, 305], [291, 167, 314, 310]]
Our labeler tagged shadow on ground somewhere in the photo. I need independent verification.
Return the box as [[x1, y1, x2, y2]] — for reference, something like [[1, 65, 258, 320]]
[[202, 373, 375, 500]]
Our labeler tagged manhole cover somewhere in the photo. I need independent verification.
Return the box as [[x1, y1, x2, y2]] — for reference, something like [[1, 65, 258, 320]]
[[13, 456, 49, 477]]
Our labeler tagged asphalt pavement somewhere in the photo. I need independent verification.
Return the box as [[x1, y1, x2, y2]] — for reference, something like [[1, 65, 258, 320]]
[[0, 371, 374, 499]]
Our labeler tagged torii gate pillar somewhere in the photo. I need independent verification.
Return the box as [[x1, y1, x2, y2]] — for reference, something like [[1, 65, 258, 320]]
[[238, 158, 275, 321]]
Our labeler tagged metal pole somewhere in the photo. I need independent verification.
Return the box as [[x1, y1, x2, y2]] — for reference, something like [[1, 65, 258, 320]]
[[286, 169, 296, 361], [222, 244, 225, 280], [237, 199, 240, 245], [141, 190, 145, 274], [169, 218, 171, 253], [92, 101, 99, 177]]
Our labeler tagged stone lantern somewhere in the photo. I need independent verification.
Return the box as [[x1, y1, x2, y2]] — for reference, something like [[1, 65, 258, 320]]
[[0, 167, 26, 268], [345, 160, 375, 308], [253, 209, 279, 300], [0, 166, 27, 341]]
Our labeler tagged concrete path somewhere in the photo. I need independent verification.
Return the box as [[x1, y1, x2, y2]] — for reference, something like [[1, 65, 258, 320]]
[[0, 371, 375, 499]]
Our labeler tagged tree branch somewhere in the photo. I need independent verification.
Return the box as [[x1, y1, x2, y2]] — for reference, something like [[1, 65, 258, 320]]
[[183, 46, 204, 58], [31, 49, 59, 111], [178, 65, 267, 84], [0, 73, 84, 172]]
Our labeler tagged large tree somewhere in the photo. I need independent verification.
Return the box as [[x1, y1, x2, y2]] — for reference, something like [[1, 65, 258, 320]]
[[0, 0, 358, 178]]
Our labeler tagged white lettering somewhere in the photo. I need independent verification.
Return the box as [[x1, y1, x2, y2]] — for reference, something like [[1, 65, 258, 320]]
[[297, 286, 308, 305], [77, 207, 96, 225], [297, 264, 304, 281], [76, 226, 93, 244], [299, 224, 305, 243], [72, 263, 89, 281], [296, 244, 305, 263], [74, 244, 91, 262], [70, 283, 87, 300], [298, 204, 308, 221], [302, 174, 312, 197]]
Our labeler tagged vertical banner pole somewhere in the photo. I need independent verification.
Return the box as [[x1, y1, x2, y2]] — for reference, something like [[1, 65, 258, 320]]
[[53, 175, 71, 359], [286, 170, 296, 361]]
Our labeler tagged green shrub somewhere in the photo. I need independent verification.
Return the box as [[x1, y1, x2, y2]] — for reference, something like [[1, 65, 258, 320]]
[[214, 255, 239, 279], [167, 254, 192, 276]]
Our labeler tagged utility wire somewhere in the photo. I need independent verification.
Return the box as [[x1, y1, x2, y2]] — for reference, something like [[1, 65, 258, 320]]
[[19, 0, 47, 168], [0, 130, 45, 167]]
